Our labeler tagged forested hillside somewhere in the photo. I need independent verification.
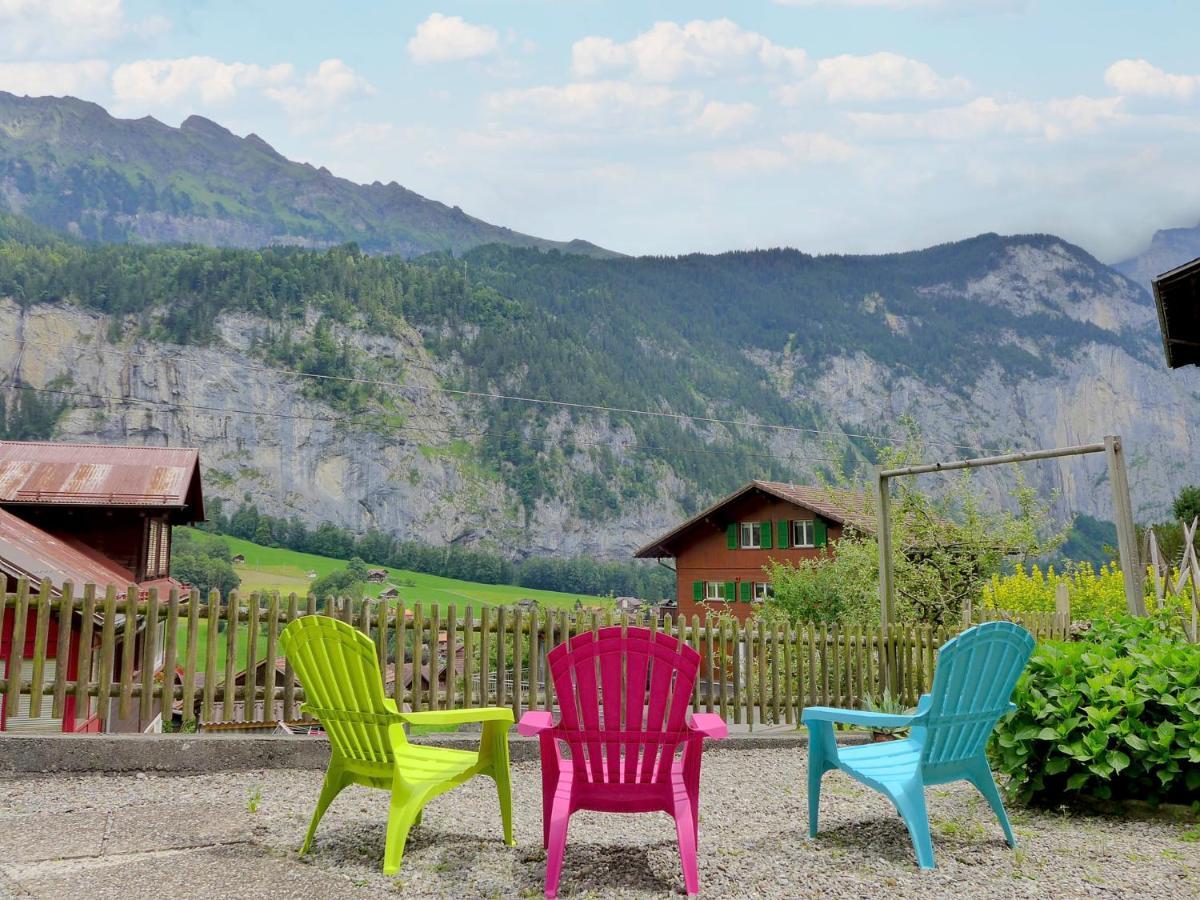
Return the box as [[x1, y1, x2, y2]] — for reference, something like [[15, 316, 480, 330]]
[[0, 92, 613, 258]]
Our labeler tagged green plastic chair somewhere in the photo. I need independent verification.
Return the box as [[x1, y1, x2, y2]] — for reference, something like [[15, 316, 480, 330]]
[[280, 615, 515, 874], [803, 621, 1034, 869]]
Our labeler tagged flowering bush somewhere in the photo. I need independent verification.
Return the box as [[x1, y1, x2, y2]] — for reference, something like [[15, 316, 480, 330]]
[[983, 562, 1191, 621]]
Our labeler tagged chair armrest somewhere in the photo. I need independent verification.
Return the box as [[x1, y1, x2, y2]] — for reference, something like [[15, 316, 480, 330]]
[[687, 712, 728, 739], [801, 706, 917, 728], [517, 710, 556, 737], [399, 707, 515, 727]]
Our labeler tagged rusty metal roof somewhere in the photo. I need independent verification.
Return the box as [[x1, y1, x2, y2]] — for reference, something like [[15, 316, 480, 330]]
[[634, 480, 872, 559], [0, 506, 137, 594], [0, 441, 203, 519]]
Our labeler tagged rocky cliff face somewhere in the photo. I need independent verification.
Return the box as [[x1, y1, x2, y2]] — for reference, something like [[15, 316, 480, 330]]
[[0, 298, 674, 558]]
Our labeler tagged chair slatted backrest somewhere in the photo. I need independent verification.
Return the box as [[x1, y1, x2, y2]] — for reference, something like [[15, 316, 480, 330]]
[[280, 616, 399, 765], [547, 626, 700, 786], [918, 621, 1034, 767]]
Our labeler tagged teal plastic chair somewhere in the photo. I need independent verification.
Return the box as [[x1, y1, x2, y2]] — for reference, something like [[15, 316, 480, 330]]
[[280, 615, 515, 874], [803, 621, 1034, 868]]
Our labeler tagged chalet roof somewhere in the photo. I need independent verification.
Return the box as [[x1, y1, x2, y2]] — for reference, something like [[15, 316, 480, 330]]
[[634, 480, 872, 559], [1152, 256, 1200, 368], [0, 506, 137, 594], [0, 440, 204, 521]]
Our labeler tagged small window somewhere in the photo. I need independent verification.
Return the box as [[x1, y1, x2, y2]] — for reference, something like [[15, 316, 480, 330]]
[[739, 522, 761, 549], [704, 581, 725, 601], [146, 520, 160, 577], [792, 519, 815, 548], [753, 582, 774, 603], [157, 522, 171, 576]]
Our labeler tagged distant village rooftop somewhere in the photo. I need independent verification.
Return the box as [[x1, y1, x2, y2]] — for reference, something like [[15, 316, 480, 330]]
[[1152, 256, 1200, 368]]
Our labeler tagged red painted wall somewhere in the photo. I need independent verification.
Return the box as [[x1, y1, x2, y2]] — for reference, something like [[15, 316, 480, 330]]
[[1, 604, 98, 732], [672, 494, 844, 623]]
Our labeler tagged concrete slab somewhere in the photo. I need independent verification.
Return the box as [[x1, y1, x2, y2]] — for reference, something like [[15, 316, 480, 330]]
[[0, 810, 108, 864], [12, 845, 362, 900], [104, 802, 252, 855]]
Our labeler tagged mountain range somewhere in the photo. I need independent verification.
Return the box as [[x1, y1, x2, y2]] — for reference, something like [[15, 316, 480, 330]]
[[1, 94, 1198, 561]]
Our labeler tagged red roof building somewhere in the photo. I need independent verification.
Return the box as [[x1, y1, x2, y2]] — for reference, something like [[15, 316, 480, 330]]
[[0, 440, 205, 733], [635, 480, 870, 623]]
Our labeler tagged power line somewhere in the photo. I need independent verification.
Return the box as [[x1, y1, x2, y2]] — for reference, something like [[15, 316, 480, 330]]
[[0, 334, 1006, 455]]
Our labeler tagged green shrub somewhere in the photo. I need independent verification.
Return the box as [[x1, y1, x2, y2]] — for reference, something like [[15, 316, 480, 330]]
[[991, 612, 1200, 806]]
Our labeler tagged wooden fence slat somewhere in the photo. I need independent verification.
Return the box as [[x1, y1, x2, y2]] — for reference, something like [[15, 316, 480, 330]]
[[138, 587, 160, 723], [222, 590, 239, 722], [160, 588, 180, 721], [263, 593, 279, 723], [412, 604, 425, 713], [118, 584, 138, 720], [526, 609, 537, 714], [281, 593, 299, 721], [73, 584, 97, 719], [203, 590, 221, 723], [429, 604, 440, 712], [756, 619, 767, 726], [512, 609, 524, 719], [495, 606, 507, 709], [2, 581, 30, 720], [27, 580, 52, 719], [462, 606, 474, 711], [731, 618, 742, 726], [544, 609, 556, 711], [479, 606, 492, 707], [446, 604, 458, 712], [377, 599, 390, 675], [50, 583, 72, 719], [96, 585, 118, 729]]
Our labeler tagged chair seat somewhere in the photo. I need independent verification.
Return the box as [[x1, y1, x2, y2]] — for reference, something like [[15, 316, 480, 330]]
[[835, 739, 922, 787], [553, 755, 688, 813], [395, 743, 480, 784]]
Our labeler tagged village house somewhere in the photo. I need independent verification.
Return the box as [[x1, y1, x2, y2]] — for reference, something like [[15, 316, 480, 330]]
[[635, 481, 870, 622], [367, 568, 389, 583], [0, 440, 205, 733], [378, 586, 400, 600]]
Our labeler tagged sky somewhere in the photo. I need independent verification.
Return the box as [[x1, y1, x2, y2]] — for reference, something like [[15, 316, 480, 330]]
[[1, 1, 1199, 262]]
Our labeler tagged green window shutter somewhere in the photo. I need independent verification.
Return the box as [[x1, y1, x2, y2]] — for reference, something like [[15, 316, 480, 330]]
[[693, 580, 704, 601], [777, 520, 790, 549], [759, 521, 773, 550], [739, 580, 751, 602], [727, 523, 738, 550], [724, 581, 736, 601], [814, 519, 828, 548]]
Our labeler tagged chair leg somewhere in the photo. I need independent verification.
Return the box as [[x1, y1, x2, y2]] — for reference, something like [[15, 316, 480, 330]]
[[383, 785, 425, 876], [806, 726, 829, 838], [495, 769, 515, 847], [482, 719, 515, 847], [300, 763, 349, 855], [672, 792, 701, 897], [544, 803, 572, 899], [967, 760, 1016, 848], [894, 784, 935, 870]]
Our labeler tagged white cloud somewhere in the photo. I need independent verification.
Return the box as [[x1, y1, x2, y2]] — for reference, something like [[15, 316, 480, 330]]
[[485, 80, 702, 129], [111, 56, 371, 121], [0, 60, 109, 98], [700, 131, 857, 174], [777, 52, 969, 104], [1105, 59, 1200, 101], [0, 0, 165, 56], [850, 95, 1126, 141], [265, 59, 374, 115], [407, 13, 499, 64], [693, 100, 758, 135], [571, 19, 806, 82]]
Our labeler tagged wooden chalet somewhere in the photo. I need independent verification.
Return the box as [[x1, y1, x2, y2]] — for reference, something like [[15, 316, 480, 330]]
[[1152, 256, 1200, 368], [0, 440, 205, 732], [635, 480, 870, 622]]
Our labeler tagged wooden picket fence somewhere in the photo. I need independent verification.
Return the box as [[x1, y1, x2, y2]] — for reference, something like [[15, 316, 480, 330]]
[[0, 579, 1070, 732]]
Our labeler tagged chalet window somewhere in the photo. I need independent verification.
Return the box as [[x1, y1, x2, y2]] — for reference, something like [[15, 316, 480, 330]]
[[157, 523, 171, 576], [144, 519, 170, 579], [704, 581, 724, 602], [753, 582, 774, 603], [739, 522, 760, 549], [792, 519, 815, 548]]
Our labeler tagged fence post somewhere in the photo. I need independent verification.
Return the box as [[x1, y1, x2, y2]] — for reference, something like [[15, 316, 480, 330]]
[[1054, 582, 1071, 636], [961, 594, 973, 630], [1105, 435, 1146, 616], [875, 466, 896, 694]]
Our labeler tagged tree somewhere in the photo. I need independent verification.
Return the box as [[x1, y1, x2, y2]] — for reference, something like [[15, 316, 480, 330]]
[[767, 440, 1067, 627], [1173, 485, 1200, 526], [170, 529, 240, 596]]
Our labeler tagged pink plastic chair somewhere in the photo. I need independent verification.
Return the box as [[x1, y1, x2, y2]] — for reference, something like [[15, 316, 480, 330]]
[[518, 626, 728, 898]]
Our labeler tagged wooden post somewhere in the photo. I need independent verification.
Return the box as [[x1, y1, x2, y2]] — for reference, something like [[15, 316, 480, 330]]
[[1054, 582, 1071, 634], [875, 466, 895, 695], [961, 594, 973, 630], [1105, 435, 1146, 616]]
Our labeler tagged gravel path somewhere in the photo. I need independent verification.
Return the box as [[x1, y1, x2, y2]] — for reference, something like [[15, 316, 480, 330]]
[[1, 749, 1197, 898]]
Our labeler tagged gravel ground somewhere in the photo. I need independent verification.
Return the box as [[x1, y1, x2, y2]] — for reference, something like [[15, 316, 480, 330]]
[[1, 749, 1197, 898]]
